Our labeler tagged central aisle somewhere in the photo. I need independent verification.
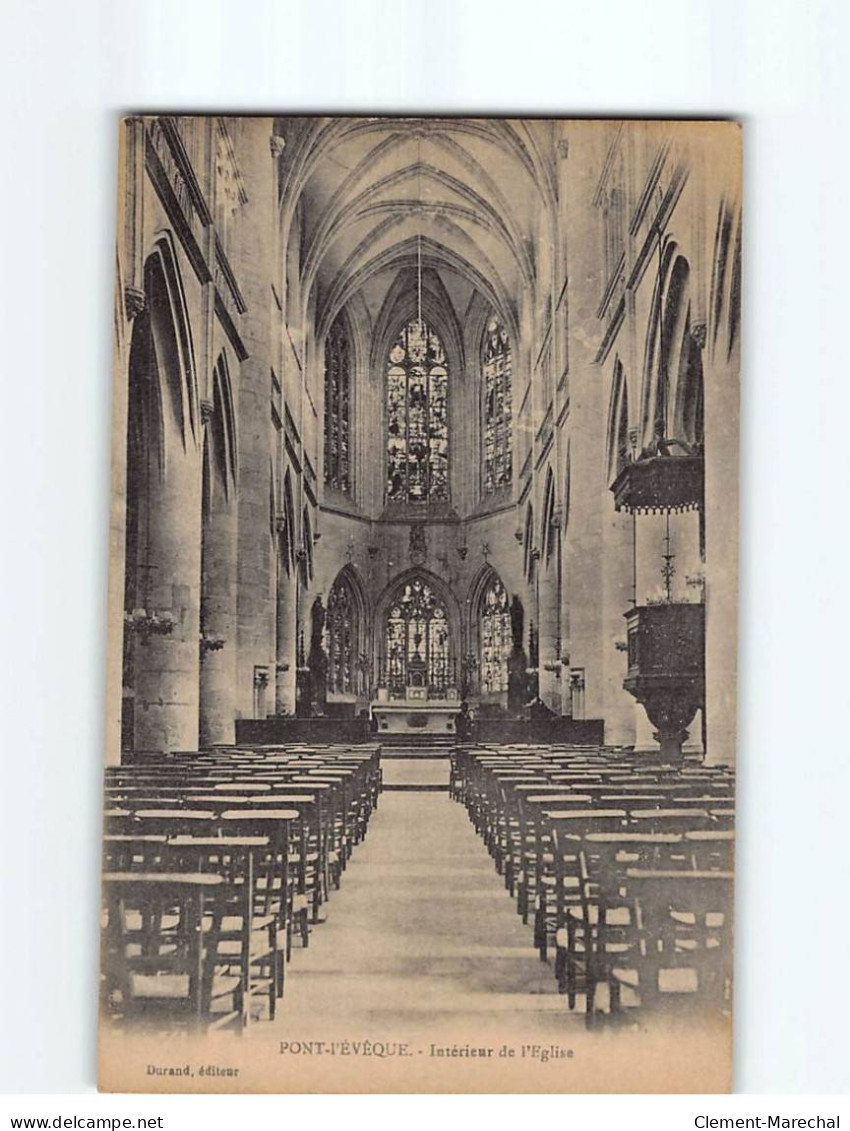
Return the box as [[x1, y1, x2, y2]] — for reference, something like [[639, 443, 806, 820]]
[[270, 789, 579, 1037]]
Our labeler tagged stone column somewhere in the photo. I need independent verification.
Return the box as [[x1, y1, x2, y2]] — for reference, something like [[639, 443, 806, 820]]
[[132, 439, 203, 752], [199, 418, 238, 746], [233, 119, 278, 717], [275, 555, 297, 714], [559, 124, 608, 725], [704, 346, 739, 765], [601, 495, 637, 746], [537, 549, 561, 712]]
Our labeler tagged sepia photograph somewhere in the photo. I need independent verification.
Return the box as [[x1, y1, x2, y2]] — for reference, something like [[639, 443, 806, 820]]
[[98, 115, 741, 1093]]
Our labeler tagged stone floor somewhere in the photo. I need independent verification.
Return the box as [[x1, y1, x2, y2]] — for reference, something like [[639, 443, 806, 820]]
[[268, 789, 581, 1040], [380, 756, 450, 789]]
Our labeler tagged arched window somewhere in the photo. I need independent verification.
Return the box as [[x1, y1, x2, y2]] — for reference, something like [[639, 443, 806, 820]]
[[641, 249, 691, 452], [300, 506, 313, 585], [607, 359, 630, 484], [325, 572, 359, 695], [676, 327, 705, 451], [482, 314, 512, 493], [386, 319, 449, 503], [523, 503, 535, 580], [542, 468, 556, 565], [323, 314, 351, 493], [479, 575, 511, 694], [384, 577, 451, 695]]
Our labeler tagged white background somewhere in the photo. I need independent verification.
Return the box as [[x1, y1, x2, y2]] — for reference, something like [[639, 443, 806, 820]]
[[1, 0, 848, 1108]]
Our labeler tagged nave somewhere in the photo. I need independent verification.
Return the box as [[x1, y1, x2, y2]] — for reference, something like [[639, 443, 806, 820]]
[[101, 742, 734, 1040], [274, 789, 570, 1038]]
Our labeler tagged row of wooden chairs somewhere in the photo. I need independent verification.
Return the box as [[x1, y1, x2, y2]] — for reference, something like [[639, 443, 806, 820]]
[[100, 743, 382, 1034], [452, 744, 734, 1025]]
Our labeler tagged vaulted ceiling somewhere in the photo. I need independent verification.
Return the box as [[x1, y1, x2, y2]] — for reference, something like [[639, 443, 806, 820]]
[[274, 117, 558, 349]]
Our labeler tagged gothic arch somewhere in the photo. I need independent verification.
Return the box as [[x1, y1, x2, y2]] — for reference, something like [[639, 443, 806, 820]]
[[329, 561, 369, 616], [467, 563, 512, 698], [541, 466, 557, 566], [278, 470, 296, 576], [140, 234, 199, 466], [121, 234, 200, 752], [606, 356, 630, 485], [209, 350, 237, 501], [639, 242, 692, 453], [709, 199, 742, 363], [370, 263, 465, 374], [325, 564, 369, 697], [374, 566, 462, 679], [564, 440, 572, 537], [300, 506, 314, 585], [323, 307, 355, 494], [480, 309, 514, 495], [523, 502, 535, 580], [384, 314, 451, 505], [673, 322, 705, 451]]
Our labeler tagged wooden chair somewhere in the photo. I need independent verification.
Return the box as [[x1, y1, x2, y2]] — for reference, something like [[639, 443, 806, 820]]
[[608, 869, 734, 1020], [100, 873, 243, 1033], [567, 833, 685, 1022], [533, 810, 628, 962], [165, 836, 279, 1019], [217, 809, 304, 964]]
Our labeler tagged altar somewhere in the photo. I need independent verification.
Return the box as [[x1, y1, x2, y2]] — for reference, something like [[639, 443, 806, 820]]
[[372, 699, 459, 735]]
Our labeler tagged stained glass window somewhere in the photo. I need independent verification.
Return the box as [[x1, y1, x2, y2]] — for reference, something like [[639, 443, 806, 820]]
[[325, 573, 358, 695], [384, 577, 451, 695], [386, 319, 449, 503], [482, 314, 513, 493], [324, 315, 351, 493], [480, 576, 511, 694]]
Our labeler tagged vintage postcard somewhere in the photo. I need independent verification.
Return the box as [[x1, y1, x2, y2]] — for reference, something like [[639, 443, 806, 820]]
[[100, 115, 741, 1092]]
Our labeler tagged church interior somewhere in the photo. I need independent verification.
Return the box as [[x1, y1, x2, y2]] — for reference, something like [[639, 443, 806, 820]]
[[101, 116, 741, 1043]]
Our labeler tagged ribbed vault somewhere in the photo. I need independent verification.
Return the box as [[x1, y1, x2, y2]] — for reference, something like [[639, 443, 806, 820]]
[[274, 116, 556, 348]]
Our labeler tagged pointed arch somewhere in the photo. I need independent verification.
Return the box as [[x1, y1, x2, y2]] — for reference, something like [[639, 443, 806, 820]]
[[541, 466, 557, 566], [300, 506, 314, 585], [564, 440, 572, 537], [370, 262, 465, 373], [386, 317, 450, 504], [323, 308, 354, 494], [142, 234, 199, 464], [673, 322, 705, 451], [375, 567, 461, 697], [209, 350, 237, 502], [481, 310, 513, 494], [523, 502, 535, 580], [468, 564, 511, 697], [325, 564, 368, 697], [606, 356, 630, 485], [121, 235, 199, 752], [639, 243, 692, 453], [277, 469, 296, 577], [709, 198, 742, 364]]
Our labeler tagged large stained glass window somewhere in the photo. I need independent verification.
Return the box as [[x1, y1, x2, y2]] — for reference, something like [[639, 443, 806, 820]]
[[482, 314, 512, 493], [325, 573, 358, 695], [324, 315, 351, 493], [479, 575, 511, 694], [383, 577, 451, 696], [386, 319, 449, 503]]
